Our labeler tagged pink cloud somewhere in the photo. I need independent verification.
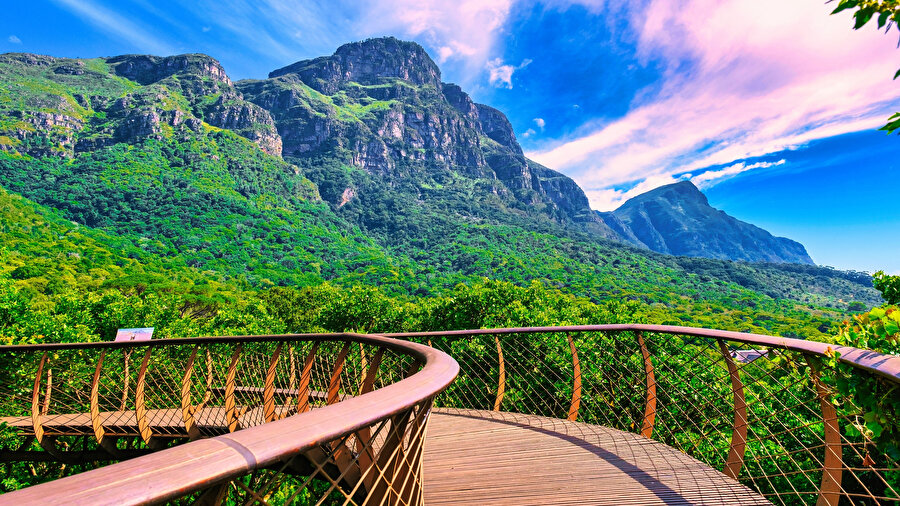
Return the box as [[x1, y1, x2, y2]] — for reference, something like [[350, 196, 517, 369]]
[[528, 0, 900, 210]]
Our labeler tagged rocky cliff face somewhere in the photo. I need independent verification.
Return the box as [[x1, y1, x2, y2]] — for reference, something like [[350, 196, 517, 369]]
[[0, 53, 282, 157], [598, 181, 815, 264], [269, 38, 443, 92], [237, 37, 613, 235]]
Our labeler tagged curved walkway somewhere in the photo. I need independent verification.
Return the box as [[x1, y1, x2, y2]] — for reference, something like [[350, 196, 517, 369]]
[[424, 409, 769, 505]]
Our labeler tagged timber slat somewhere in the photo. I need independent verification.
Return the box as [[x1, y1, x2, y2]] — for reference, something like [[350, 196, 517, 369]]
[[423, 409, 769, 505]]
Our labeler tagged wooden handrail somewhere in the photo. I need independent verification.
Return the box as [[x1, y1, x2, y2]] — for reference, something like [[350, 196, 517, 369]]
[[380, 324, 900, 382], [0, 333, 459, 506]]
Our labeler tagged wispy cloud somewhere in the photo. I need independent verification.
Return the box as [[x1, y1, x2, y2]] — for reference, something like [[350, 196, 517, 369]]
[[528, 0, 900, 210], [691, 159, 785, 189], [358, 0, 513, 69], [533, 117, 545, 129], [8, 35, 21, 44], [51, 0, 175, 55], [584, 159, 787, 211], [487, 57, 531, 88]]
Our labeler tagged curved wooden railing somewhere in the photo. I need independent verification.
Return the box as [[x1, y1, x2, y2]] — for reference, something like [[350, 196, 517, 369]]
[[1, 325, 898, 504], [383, 325, 900, 505], [0, 333, 459, 505]]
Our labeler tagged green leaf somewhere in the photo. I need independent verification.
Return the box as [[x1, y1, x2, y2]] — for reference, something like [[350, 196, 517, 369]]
[[894, 68, 900, 80], [879, 11, 891, 29], [867, 420, 884, 437], [831, 0, 858, 15], [854, 8, 875, 29], [880, 115, 900, 135]]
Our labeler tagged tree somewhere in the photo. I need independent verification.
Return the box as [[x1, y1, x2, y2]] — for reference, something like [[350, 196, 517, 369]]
[[873, 270, 900, 304]]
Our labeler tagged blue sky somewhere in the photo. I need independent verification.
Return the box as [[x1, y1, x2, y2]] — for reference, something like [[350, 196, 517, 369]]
[[2, 0, 899, 273]]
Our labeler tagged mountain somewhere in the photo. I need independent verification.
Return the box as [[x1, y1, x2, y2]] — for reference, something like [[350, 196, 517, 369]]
[[0, 39, 879, 335], [0, 51, 407, 287], [235, 37, 617, 240], [598, 181, 814, 264]]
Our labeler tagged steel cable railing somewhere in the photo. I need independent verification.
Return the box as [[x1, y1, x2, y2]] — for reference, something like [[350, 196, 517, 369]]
[[1, 324, 898, 504], [383, 324, 900, 505], [0, 333, 459, 505]]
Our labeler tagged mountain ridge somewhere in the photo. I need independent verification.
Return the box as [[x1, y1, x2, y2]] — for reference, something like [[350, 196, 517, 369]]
[[598, 181, 814, 264], [0, 38, 822, 289]]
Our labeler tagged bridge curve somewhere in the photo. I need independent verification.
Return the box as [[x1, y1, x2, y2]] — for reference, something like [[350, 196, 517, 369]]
[[0, 325, 898, 505]]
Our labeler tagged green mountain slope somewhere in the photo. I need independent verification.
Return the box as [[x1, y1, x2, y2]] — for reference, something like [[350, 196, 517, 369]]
[[0, 43, 882, 341], [0, 52, 408, 287]]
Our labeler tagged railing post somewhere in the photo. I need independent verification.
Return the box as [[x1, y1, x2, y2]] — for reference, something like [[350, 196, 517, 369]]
[[263, 343, 283, 422], [30, 353, 47, 446], [327, 343, 351, 405], [296, 342, 319, 415], [224, 344, 243, 433], [566, 333, 581, 421], [494, 335, 505, 411], [357, 349, 386, 490], [636, 331, 656, 438], [135, 348, 160, 447], [808, 358, 843, 506], [716, 339, 747, 480], [90, 350, 120, 457], [180, 345, 201, 440]]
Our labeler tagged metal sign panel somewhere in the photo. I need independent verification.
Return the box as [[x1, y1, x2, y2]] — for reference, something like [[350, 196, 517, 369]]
[[114, 328, 154, 342]]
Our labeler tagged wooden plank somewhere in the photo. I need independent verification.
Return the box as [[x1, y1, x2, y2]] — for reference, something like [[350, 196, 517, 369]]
[[423, 409, 769, 506]]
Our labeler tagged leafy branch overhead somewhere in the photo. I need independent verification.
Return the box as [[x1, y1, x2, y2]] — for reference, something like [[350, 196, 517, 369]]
[[830, 0, 900, 133]]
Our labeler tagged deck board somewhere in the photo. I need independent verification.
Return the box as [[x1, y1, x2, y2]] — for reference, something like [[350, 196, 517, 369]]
[[424, 409, 770, 505]]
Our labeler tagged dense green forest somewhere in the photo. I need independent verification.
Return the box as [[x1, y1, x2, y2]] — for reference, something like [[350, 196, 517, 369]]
[[0, 180, 877, 344]]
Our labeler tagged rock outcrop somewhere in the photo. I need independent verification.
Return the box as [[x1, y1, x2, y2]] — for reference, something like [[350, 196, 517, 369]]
[[237, 37, 615, 235], [0, 52, 282, 157]]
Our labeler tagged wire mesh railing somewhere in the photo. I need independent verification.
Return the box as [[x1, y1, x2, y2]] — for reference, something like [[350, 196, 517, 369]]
[[1, 324, 898, 505], [384, 324, 900, 505], [0, 333, 459, 505]]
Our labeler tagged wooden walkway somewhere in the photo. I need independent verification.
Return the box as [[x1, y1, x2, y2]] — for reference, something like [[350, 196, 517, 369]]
[[424, 409, 769, 505], [3, 407, 770, 504]]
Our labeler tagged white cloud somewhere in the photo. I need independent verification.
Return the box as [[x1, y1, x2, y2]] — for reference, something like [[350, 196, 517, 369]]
[[487, 57, 531, 88], [587, 174, 686, 211], [8, 35, 21, 44], [522, 128, 537, 138], [201, 26, 211, 33], [533, 117, 545, 129], [527, 0, 900, 210], [51, 0, 174, 55], [691, 159, 785, 189]]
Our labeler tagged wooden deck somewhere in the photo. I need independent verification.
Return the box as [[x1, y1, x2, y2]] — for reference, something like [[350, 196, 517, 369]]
[[424, 409, 770, 505], [3, 407, 770, 504]]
